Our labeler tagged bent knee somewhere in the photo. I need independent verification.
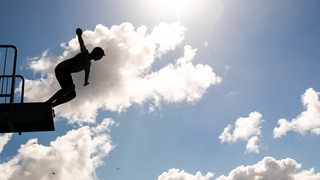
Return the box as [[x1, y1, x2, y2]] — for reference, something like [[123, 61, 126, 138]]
[[70, 91, 76, 99], [62, 85, 75, 94]]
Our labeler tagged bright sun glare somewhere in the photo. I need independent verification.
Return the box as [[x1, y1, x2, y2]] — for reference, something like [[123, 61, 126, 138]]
[[146, 0, 200, 19], [143, 0, 224, 21]]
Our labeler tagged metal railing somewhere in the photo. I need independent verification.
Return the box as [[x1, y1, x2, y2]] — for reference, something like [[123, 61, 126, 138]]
[[0, 75, 24, 103], [0, 45, 24, 104]]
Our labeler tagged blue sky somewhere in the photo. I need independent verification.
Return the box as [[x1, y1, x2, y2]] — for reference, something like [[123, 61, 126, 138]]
[[1, 0, 320, 179]]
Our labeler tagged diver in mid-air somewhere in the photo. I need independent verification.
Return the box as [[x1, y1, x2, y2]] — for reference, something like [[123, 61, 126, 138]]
[[47, 28, 105, 107]]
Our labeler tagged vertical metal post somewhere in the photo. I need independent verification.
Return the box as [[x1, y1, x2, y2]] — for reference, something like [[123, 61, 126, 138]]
[[0, 48, 8, 102], [8, 45, 17, 105]]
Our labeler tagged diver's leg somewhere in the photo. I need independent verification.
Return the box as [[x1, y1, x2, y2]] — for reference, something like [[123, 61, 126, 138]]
[[46, 89, 64, 104], [52, 90, 76, 107], [46, 85, 75, 104], [49, 64, 75, 106]]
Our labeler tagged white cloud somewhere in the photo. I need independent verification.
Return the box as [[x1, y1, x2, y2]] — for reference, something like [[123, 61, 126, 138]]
[[0, 118, 115, 180], [0, 133, 12, 153], [149, 22, 186, 57], [158, 159, 320, 180], [219, 112, 263, 153], [273, 88, 320, 138], [23, 22, 221, 124], [158, 168, 214, 180], [216, 156, 320, 180], [294, 168, 320, 180], [245, 136, 259, 154]]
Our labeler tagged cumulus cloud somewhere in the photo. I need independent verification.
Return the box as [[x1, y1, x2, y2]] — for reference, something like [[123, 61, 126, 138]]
[[219, 112, 263, 153], [0, 133, 12, 153], [273, 88, 320, 138], [0, 118, 116, 180], [158, 157, 320, 180], [294, 168, 320, 180], [23, 22, 221, 124], [158, 168, 214, 180], [216, 156, 320, 180]]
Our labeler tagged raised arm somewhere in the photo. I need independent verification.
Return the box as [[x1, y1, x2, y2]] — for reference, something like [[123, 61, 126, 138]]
[[84, 62, 91, 86], [76, 28, 89, 54]]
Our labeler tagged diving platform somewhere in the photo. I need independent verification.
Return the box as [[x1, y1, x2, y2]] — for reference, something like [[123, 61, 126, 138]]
[[0, 45, 55, 134], [0, 102, 54, 133]]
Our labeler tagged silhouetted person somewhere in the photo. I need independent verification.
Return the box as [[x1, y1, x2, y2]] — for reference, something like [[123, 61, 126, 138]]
[[47, 28, 105, 107]]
